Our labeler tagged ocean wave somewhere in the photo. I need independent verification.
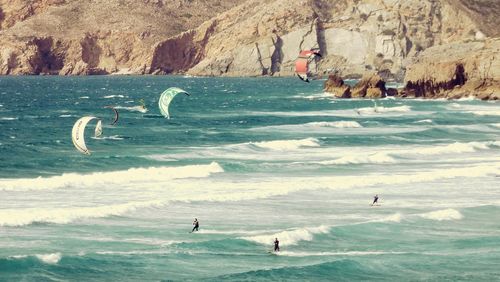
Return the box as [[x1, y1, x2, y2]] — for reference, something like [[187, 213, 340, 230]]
[[277, 250, 407, 257], [241, 225, 330, 246], [10, 253, 62, 264], [0, 200, 163, 227], [419, 208, 463, 221], [0, 162, 223, 191], [381, 213, 403, 223], [103, 94, 126, 99], [356, 105, 411, 114], [317, 152, 396, 165], [306, 121, 362, 128], [0, 117, 18, 121], [36, 253, 62, 264], [198, 229, 275, 235], [415, 119, 433, 124], [469, 110, 500, 116], [59, 114, 73, 118], [394, 141, 490, 156], [250, 138, 320, 150]]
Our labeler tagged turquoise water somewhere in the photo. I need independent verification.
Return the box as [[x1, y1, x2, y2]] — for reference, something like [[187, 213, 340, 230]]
[[0, 76, 499, 281]]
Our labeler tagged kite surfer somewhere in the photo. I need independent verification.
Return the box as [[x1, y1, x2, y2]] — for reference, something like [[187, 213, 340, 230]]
[[191, 218, 199, 233]]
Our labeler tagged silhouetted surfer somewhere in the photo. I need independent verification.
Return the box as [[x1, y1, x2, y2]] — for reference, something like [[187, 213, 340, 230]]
[[191, 218, 199, 233], [372, 194, 379, 206], [274, 238, 280, 252]]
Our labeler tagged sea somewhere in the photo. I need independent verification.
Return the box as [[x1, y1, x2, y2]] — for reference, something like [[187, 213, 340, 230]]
[[0, 76, 499, 281]]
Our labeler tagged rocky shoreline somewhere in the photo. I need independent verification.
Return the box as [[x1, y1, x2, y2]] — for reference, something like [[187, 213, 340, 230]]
[[324, 38, 499, 100]]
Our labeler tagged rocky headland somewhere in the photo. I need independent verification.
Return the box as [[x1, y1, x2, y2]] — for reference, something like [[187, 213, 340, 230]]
[[0, 0, 499, 98]]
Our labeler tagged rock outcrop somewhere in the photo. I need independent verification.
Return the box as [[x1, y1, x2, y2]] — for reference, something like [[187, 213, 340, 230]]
[[402, 38, 500, 100], [324, 74, 351, 98], [351, 73, 386, 98]]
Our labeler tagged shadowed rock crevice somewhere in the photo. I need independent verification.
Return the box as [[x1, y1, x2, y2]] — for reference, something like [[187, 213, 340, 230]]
[[405, 63, 467, 97], [26, 37, 65, 74], [150, 20, 218, 74], [270, 35, 283, 74]]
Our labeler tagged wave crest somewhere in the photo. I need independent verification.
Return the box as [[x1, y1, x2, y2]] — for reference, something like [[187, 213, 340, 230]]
[[0, 162, 223, 191], [250, 138, 320, 151], [241, 225, 330, 246], [0, 200, 163, 227], [419, 209, 463, 221]]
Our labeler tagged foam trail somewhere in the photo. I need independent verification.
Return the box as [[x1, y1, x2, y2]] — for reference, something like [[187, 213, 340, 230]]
[[317, 152, 395, 165], [415, 119, 433, 123], [0, 162, 223, 191], [0, 200, 163, 227], [114, 105, 147, 113], [419, 209, 463, 221], [251, 138, 320, 150], [103, 95, 125, 98], [278, 251, 407, 257], [307, 121, 362, 128], [241, 225, 330, 246], [394, 142, 491, 157]]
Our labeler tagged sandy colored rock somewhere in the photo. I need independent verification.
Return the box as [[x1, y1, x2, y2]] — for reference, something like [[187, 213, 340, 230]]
[[351, 73, 386, 98], [324, 74, 351, 98], [403, 38, 500, 100]]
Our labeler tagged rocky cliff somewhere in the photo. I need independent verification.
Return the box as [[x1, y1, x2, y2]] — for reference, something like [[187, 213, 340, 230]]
[[0, 0, 246, 74], [402, 38, 500, 100], [0, 0, 498, 79]]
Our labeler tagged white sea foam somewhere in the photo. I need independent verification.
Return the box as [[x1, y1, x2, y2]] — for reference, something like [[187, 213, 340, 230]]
[[415, 119, 433, 123], [357, 105, 411, 114], [395, 142, 490, 156], [103, 95, 125, 99], [0, 200, 163, 226], [35, 253, 62, 264], [278, 250, 407, 257], [306, 121, 362, 128], [0, 117, 18, 120], [92, 135, 124, 140], [419, 209, 463, 221], [114, 105, 147, 113], [250, 138, 320, 150], [59, 114, 73, 118], [317, 152, 396, 165], [241, 225, 330, 246], [79, 96, 89, 99], [383, 213, 403, 223], [0, 162, 224, 191]]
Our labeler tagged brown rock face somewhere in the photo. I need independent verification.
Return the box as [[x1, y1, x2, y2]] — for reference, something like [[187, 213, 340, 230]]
[[403, 38, 500, 100], [351, 73, 386, 98], [324, 74, 351, 98], [0, 0, 498, 78], [0, 0, 246, 75]]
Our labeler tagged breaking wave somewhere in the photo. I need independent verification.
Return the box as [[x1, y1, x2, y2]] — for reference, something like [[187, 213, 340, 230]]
[[103, 95, 125, 99], [317, 152, 395, 165], [419, 209, 463, 221], [0, 162, 224, 191], [250, 138, 320, 150], [241, 225, 330, 246], [0, 201, 163, 227]]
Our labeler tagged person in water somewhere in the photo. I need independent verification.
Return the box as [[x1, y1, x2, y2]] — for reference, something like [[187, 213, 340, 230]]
[[274, 238, 280, 252], [191, 218, 199, 233], [372, 194, 379, 205]]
